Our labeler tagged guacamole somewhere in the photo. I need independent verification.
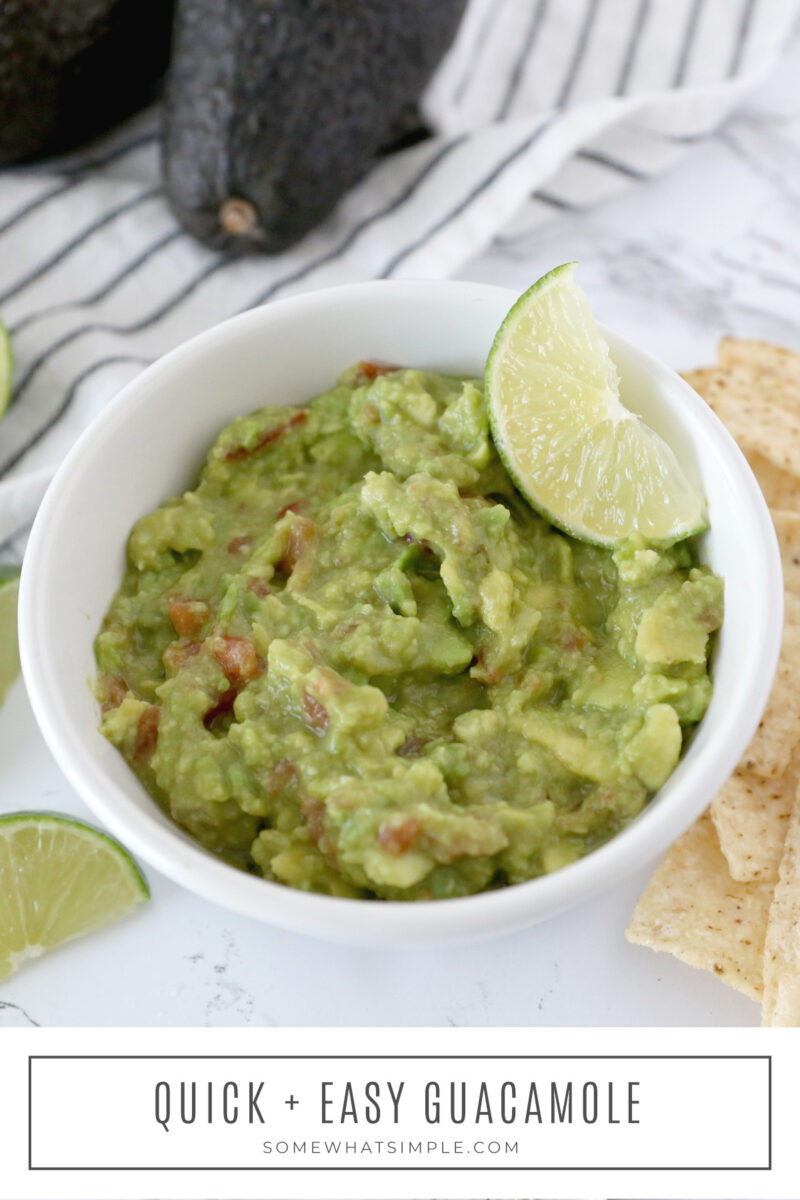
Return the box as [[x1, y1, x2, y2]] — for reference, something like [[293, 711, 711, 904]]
[[95, 363, 723, 900]]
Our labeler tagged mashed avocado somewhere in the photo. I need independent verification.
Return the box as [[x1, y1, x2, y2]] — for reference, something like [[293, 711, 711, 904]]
[[95, 363, 723, 900]]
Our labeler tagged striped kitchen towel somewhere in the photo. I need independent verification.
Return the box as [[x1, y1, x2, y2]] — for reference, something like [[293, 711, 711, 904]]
[[0, 0, 797, 556]]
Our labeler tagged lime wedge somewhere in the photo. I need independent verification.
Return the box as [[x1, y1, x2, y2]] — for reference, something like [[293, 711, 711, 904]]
[[0, 566, 20, 707], [485, 263, 707, 547], [0, 318, 12, 417], [0, 814, 148, 981]]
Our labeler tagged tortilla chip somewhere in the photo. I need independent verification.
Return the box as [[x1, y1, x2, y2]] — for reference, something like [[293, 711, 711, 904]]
[[732, 515, 800, 778], [626, 812, 772, 1001], [682, 366, 726, 396], [739, 453, 800, 511], [718, 337, 800, 387], [685, 361, 800, 419], [683, 365, 800, 504], [698, 372, 800, 476], [684, 361, 800, 411], [684, 359, 800, 507], [709, 511, 800, 878], [681, 360, 800, 506], [634, 339, 800, 1015], [773, 509, 800, 592], [762, 789, 800, 1025], [739, 615, 800, 779], [711, 752, 799, 883]]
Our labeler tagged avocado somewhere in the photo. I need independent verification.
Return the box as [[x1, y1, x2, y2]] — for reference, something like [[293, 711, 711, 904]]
[[163, 0, 466, 254], [0, 1, 175, 166]]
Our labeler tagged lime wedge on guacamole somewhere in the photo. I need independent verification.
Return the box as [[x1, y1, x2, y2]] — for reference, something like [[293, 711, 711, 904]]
[[0, 814, 148, 981], [0, 319, 12, 417], [485, 263, 707, 547], [0, 566, 20, 706]]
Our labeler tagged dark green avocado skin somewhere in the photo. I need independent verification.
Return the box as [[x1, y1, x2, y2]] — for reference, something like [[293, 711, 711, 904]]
[[0, 1, 175, 165], [163, 0, 467, 254]]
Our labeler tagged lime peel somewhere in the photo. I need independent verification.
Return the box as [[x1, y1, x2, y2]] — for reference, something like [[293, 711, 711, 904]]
[[0, 566, 20, 707], [0, 813, 148, 982], [485, 263, 707, 548], [0, 318, 12, 416]]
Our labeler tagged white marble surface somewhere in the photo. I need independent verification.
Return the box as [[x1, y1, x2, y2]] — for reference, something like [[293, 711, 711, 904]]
[[1, 39, 799, 1031]]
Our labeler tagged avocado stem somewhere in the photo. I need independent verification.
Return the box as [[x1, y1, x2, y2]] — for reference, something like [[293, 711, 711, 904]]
[[219, 197, 259, 236]]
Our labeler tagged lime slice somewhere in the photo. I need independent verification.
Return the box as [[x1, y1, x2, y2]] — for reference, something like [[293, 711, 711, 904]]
[[0, 318, 12, 417], [0, 566, 20, 707], [0, 814, 148, 981], [485, 263, 707, 547]]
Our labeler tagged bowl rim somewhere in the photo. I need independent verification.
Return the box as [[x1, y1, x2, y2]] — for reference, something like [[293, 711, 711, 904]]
[[19, 279, 784, 943]]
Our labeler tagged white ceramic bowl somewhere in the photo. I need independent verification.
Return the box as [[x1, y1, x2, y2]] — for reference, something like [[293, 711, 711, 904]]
[[20, 280, 782, 945]]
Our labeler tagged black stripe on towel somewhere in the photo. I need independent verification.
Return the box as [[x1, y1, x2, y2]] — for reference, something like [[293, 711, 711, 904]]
[[577, 148, 648, 179], [729, 0, 757, 76], [495, 0, 550, 121], [0, 356, 152, 477], [0, 132, 158, 240], [557, 0, 603, 107], [532, 189, 575, 210], [451, 0, 510, 105], [245, 134, 469, 310], [0, 187, 161, 307], [673, 0, 706, 87], [615, 0, 652, 94], [8, 229, 182, 337], [380, 116, 556, 278], [9, 249, 231, 413]]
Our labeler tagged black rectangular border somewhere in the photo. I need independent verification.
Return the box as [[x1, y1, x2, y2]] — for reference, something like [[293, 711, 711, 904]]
[[28, 1054, 772, 1172]]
